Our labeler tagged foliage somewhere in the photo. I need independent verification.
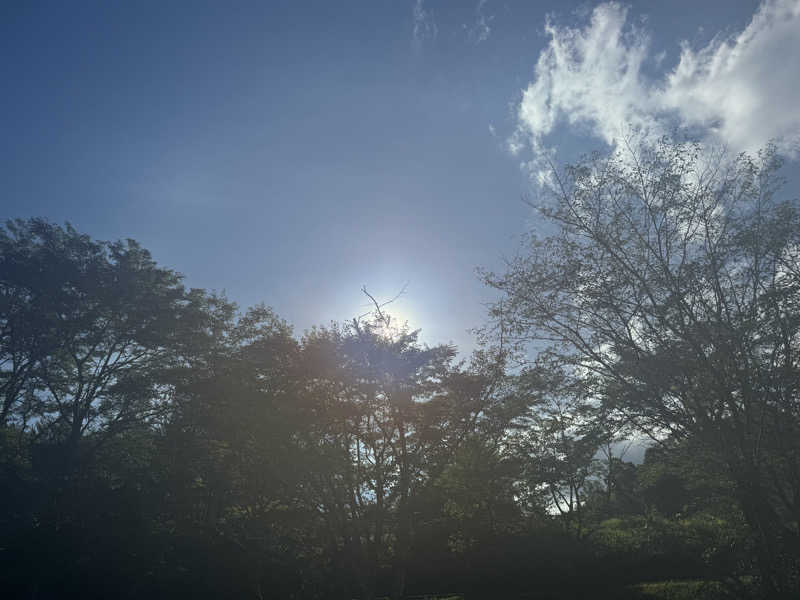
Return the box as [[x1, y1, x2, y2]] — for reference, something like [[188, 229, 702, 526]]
[[485, 140, 800, 598], [2, 171, 799, 600]]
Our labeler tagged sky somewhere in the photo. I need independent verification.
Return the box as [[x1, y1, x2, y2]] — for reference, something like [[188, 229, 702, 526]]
[[3, 0, 799, 352]]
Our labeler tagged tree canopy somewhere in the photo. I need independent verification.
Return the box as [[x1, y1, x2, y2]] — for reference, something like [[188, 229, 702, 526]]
[[2, 143, 799, 600], [485, 140, 800, 598]]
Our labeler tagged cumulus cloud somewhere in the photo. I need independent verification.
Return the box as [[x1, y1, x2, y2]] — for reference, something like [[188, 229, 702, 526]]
[[412, 0, 438, 48], [511, 0, 800, 184]]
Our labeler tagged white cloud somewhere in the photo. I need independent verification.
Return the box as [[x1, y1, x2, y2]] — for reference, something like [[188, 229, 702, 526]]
[[465, 0, 494, 44], [512, 0, 800, 183], [412, 0, 438, 49]]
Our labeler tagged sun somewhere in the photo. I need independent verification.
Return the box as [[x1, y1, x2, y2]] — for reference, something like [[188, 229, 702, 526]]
[[358, 285, 421, 335], [380, 306, 417, 331]]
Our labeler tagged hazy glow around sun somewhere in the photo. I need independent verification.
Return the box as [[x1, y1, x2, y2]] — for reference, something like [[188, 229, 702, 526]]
[[369, 303, 419, 332], [352, 285, 424, 337]]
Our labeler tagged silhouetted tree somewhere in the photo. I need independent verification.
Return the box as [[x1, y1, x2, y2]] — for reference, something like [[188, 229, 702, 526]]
[[0, 218, 209, 467], [485, 139, 800, 597], [508, 355, 606, 538]]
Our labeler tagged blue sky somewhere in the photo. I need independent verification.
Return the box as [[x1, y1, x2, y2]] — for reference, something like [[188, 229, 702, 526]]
[[3, 0, 798, 351]]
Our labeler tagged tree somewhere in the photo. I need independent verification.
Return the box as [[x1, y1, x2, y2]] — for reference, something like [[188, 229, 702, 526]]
[[290, 293, 521, 600], [0, 219, 234, 598], [291, 312, 458, 600], [432, 433, 523, 552], [0, 218, 209, 467], [157, 304, 313, 599], [485, 140, 800, 597], [508, 355, 605, 538]]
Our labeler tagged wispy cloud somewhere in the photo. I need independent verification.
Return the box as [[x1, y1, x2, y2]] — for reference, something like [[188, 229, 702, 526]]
[[412, 0, 438, 49], [511, 0, 800, 184], [465, 0, 494, 44]]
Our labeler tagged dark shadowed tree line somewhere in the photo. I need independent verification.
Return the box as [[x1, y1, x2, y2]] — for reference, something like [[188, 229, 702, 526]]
[[1, 140, 799, 599]]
